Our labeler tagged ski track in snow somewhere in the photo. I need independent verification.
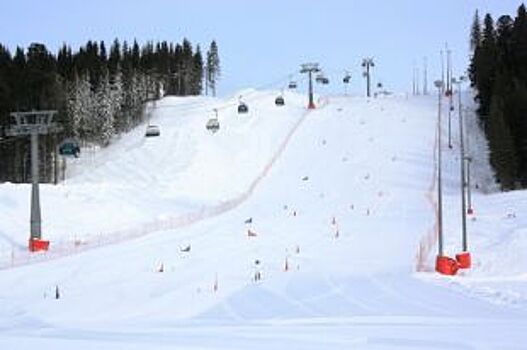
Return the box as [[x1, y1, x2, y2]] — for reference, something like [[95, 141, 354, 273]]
[[0, 91, 526, 349]]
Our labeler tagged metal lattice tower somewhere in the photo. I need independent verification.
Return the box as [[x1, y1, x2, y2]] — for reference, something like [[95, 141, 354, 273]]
[[6, 110, 60, 251], [300, 63, 320, 109]]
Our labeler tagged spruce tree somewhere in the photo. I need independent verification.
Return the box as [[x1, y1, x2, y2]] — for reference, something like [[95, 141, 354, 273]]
[[170, 43, 183, 95], [29, 43, 61, 111], [181, 39, 194, 95], [108, 39, 121, 75], [488, 75, 518, 190], [100, 40, 107, 65], [132, 40, 140, 69], [496, 15, 514, 70], [79, 73, 93, 140], [0, 37, 220, 182], [192, 45, 204, 95], [512, 4, 527, 81], [473, 14, 497, 121], [206, 40, 220, 97], [95, 68, 113, 145], [508, 80, 527, 183], [12, 47, 27, 110], [66, 71, 91, 140], [57, 44, 73, 80], [65, 71, 79, 137], [111, 67, 126, 133], [470, 10, 482, 51], [0, 45, 12, 116]]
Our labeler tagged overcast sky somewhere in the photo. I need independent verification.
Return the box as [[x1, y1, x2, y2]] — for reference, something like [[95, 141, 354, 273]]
[[0, 0, 523, 96]]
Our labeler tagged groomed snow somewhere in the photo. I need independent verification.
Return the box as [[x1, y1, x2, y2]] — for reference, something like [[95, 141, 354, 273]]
[[0, 90, 525, 349]]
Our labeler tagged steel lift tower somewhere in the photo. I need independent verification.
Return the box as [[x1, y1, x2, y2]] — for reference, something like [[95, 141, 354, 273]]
[[6, 110, 60, 252], [300, 63, 320, 109]]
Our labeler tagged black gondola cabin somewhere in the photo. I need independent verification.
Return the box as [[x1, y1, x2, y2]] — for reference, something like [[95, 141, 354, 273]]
[[59, 140, 80, 158], [238, 103, 249, 114]]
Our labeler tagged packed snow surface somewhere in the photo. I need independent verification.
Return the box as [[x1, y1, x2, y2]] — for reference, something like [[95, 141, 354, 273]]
[[0, 90, 526, 349]]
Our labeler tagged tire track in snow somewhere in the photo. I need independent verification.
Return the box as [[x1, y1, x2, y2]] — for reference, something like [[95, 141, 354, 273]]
[[1, 102, 327, 270]]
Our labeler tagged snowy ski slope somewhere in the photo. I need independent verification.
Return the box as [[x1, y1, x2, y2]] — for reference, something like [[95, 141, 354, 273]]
[[0, 90, 526, 349]]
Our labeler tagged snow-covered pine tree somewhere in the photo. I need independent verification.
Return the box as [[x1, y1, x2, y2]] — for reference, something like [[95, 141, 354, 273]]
[[192, 45, 204, 95], [65, 71, 81, 139], [206, 40, 220, 97], [110, 65, 124, 133], [95, 68, 114, 145], [63, 71, 91, 142], [120, 68, 134, 131]]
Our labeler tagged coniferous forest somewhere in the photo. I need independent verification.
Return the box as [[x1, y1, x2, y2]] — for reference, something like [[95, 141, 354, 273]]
[[469, 4, 527, 190], [0, 39, 220, 183]]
